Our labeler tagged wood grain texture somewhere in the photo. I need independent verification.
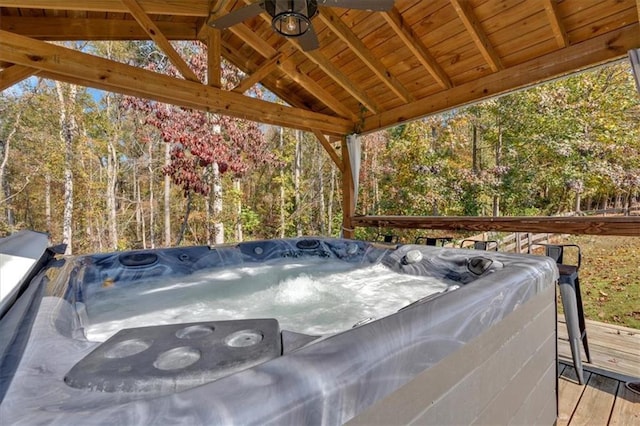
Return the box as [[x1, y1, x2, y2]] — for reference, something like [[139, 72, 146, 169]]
[[352, 215, 640, 236]]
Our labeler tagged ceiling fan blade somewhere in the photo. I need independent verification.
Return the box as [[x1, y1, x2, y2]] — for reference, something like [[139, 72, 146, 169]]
[[208, 2, 265, 29], [297, 26, 320, 51], [317, 0, 395, 11]]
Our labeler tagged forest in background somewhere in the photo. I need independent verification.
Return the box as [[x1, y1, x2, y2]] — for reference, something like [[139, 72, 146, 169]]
[[1, 41, 639, 255]]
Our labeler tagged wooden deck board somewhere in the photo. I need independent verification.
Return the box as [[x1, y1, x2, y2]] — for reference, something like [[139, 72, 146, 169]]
[[557, 317, 639, 426], [558, 316, 640, 378], [569, 373, 619, 425], [558, 366, 591, 426], [609, 382, 640, 426]]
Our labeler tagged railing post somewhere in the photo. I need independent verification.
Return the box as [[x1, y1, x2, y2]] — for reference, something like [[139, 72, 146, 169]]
[[515, 232, 521, 253]]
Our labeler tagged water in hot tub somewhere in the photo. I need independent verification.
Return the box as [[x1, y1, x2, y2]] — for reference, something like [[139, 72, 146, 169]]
[[81, 257, 455, 341]]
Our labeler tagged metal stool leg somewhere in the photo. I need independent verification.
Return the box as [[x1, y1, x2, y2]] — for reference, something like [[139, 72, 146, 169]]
[[574, 277, 591, 363], [559, 278, 585, 385]]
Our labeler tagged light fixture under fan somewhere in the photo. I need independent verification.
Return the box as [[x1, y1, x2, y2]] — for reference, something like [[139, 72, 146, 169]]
[[208, 0, 395, 51]]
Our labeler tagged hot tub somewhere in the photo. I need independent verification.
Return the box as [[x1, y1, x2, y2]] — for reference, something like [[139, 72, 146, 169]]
[[0, 235, 558, 425]]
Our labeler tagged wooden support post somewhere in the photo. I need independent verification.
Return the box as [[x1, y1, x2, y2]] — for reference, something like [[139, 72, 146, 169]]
[[207, 28, 221, 88], [341, 136, 355, 239]]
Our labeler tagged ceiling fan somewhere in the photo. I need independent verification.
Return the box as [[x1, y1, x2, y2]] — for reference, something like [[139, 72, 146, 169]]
[[208, 0, 395, 51]]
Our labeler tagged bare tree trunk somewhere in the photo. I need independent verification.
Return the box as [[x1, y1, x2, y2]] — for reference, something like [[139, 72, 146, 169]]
[[45, 174, 51, 235], [106, 135, 118, 250], [175, 192, 192, 246], [234, 178, 243, 242], [134, 161, 141, 241], [148, 142, 155, 249], [279, 127, 286, 238], [318, 155, 326, 235], [472, 124, 479, 173], [205, 195, 212, 245], [0, 109, 21, 227], [493, 123, 502, 217], [575, 190, 582, 213], [294, 129, 302, 237], [136, 169, 147, 249], [55, 81, 77, 255], [164, 141, 171, 246], [212, 161, 224, 244], [328, 166, 335, 235]]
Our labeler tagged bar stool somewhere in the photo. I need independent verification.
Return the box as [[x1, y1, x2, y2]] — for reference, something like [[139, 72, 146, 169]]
[[414, 236, 453, 247], [537, 243, 591, 384], [376, 234, 398, 244], [460, 239, 499, 251]]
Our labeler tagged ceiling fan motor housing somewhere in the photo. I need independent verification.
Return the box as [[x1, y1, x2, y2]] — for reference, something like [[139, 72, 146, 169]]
[[267, 0, 319, 37]]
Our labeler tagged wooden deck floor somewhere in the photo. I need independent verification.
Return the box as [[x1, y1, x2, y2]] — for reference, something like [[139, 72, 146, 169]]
[[557, 317, 639, 425]]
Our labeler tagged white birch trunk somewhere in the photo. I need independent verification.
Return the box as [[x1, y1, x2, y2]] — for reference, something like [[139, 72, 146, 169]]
[[164, 141, 171, 246], [107, 136, 118, 250], [234, 178, 243, 242], [55, 81, 76, 255], [212, 161, 224, 244], [328, 166, 335, 236], [279, 127, 286, 238], [148, 142, 155, 249], [294, 130, 302, 237]]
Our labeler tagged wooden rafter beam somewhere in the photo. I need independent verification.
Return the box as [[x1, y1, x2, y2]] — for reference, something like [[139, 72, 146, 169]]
[[542, 0, 569, 48], [220, 41, 314, 112], [0, 63, 39, 91], [293, 42, 380, 113], [312, 129, 344, 173], [317, 7, 413, 104], [381, 7, 452, 90], [0, 30, 353, 135], [232, 53, 281, 94], [0, 0, 209, 16], [229, 24, 357, 121], [362, 23, 639, 133], [121, 0, 200, 83], [0, 16, 200, 41], [240, 0, 379, 113], [352, 215, 640, 237], [449, 0, 503, 72]]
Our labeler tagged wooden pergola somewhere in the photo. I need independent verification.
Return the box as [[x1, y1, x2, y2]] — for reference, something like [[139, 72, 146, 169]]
[[1, 0, 639, 237]]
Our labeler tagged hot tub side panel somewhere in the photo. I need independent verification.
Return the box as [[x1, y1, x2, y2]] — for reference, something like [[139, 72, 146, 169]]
[[347, 284, 557, 425]]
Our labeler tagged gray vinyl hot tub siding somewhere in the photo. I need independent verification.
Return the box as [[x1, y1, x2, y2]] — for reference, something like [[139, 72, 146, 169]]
[[0, 240, 558, 425], [349, 285, 557, 425]]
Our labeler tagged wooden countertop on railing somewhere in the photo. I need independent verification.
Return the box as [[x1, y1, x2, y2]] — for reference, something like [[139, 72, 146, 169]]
[[352, 215, 640, 236]]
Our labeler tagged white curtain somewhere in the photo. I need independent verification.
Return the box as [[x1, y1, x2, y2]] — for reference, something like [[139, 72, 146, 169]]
[[346, 134, 361, 211]]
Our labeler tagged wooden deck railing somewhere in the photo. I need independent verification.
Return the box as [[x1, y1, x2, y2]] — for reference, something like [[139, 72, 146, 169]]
[[352, 215, 640, 236]]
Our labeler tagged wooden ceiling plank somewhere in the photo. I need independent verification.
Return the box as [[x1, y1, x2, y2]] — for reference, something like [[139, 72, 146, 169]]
[[317, 7, 414, 104], [0, 30, 353, 135], [542, 0, 569, 48], [449, 0, 504, 72], [238, 0, 380, 113], [0, 0, 209, 16], [221, 41, 314, 111], [206, 28, 221, 88], [232, 52, 281, 94], [120, 0, 200, 83], [0, 63, 39, 90], [229, 24, 357, 121], [0, 16, 199, 40], [381, 7, 453, 90], [295, 45, 381, 113], [362, 23, 639, 133], [312, 129, 344, 173]]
